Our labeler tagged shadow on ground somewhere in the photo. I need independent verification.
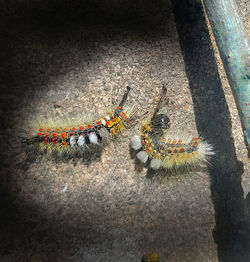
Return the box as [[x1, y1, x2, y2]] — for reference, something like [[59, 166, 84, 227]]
[[172, 0, 250, 261]]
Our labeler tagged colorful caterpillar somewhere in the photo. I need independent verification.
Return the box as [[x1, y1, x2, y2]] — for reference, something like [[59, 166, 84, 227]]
[[26, 86, 132, 158], [131, 86, 214, 171]]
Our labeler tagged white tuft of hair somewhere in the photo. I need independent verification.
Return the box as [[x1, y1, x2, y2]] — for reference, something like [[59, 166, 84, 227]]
[[150, 158, 161, 170], [197, 141, 215, 162], [89, 132, 98, 144], [136, 151, 149, 163], [69, 135, 76, 147], [131, 135, 142, 150], [77, 135, 85, 147]]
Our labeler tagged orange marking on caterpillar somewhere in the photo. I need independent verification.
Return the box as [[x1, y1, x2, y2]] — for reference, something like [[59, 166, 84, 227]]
[[120, 112, 128, 120], [112, 117, 118, 123], [106, 121, 114, 127]]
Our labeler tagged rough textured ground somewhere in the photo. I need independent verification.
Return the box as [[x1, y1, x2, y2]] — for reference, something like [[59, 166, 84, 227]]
[[0, 0, 249, 261]]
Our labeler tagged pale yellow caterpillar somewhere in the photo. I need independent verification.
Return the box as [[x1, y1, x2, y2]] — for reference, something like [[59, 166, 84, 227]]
[[131, 86, 214, 171]]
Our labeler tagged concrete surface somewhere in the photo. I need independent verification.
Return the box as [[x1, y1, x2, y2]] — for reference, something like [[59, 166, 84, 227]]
[[0, 0, 249, 261]]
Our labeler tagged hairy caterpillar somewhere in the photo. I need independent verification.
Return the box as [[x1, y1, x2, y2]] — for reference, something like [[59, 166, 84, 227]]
[[131, 86, 214, 171], [25, 86, 132, 159]]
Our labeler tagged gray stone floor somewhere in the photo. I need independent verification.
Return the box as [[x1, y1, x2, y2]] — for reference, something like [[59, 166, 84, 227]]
[[0, 0, 249, 261]]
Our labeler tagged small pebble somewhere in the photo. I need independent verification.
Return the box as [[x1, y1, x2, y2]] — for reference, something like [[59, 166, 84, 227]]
[[60, 183, 69, 194], [127, 79, 134, 86], [54, 101, 62, 108], [103, 96, 109, 103], [103, 85, 109, 91]]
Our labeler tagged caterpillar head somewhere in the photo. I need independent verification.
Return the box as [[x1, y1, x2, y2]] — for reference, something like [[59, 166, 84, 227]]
[[151, 113, 170, 130]]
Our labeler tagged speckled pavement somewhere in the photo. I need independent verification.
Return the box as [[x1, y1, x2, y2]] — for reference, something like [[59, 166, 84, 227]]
[[0, 1, 249, 261]]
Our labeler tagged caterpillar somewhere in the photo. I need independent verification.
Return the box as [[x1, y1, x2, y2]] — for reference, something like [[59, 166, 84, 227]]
[[25, 86, 132, 159], [131, 86, 214, 171]]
